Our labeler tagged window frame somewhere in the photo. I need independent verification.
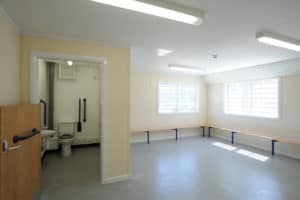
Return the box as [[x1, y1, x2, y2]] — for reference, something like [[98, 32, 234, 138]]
[[223, 77, 281, 120], [157, 81, 200, 115]]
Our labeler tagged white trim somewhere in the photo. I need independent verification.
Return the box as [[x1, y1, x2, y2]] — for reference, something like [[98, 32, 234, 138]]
[[100, 58, 108, 183], [102, 174, 132, 184], [30, 51, 108, 183], [0, 7, 19, 31]]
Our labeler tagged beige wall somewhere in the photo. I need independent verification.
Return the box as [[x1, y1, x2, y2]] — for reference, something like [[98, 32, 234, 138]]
[[207, 75, 300, 158], [0, 8, 19, 105], [130, 71, 207, 142], [20, 35, 130, 181]]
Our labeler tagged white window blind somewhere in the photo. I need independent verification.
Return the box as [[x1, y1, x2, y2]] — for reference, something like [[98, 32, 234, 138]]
[[158, 82, 199, 114], [224, 78, 279, 118]]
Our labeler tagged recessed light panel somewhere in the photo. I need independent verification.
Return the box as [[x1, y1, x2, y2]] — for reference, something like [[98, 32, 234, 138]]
[[157, 49, 173, 56]]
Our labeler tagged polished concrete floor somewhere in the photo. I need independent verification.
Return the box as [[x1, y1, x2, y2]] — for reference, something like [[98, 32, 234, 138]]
[[41, 137, 300, 200]]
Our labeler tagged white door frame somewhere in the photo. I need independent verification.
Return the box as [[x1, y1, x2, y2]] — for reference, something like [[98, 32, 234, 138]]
[[30, 51, 107, 182]]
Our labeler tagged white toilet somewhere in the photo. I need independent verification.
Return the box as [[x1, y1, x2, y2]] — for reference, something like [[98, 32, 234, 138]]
[[58, 134, 74, 157], [58, 122, 76, 157]]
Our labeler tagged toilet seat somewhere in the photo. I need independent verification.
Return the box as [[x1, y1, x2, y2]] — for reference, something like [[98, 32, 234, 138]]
[[59, 134, 74, 140]]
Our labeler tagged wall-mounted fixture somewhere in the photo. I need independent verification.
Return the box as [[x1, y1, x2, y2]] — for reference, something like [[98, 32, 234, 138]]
[[90, 0, 203, 25], [212, 54, 219, 59], [157, 48, 173, 56], [256, 32, 300, 52], [58, 64, 76, 80], [66, 60, 73, 66], [168, 64, 205, 73], [40, 99, 47, 127]]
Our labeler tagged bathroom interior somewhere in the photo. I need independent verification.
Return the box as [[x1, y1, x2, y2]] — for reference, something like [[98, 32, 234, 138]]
[[38, 58, 102, 165]]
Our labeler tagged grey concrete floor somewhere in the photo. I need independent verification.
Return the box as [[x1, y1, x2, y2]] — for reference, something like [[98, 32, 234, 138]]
[[41, 137, 300, 200]]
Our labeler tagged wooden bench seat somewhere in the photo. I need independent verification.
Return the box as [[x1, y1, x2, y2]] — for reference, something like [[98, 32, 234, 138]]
[[131, 125, 300, 156], [209, 126, 274, 140], [131, 126, 205, 144], [208, 126, 300, 155]]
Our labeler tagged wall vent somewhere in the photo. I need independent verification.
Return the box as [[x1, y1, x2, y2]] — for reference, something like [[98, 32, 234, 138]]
[[58, 64, 76, 80]]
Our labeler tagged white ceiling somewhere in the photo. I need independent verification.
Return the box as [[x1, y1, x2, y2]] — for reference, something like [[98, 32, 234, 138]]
[[1, 0, 300, 74]]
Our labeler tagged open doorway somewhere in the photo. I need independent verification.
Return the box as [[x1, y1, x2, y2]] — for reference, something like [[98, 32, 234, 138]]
[[30, 52, 106, 187]]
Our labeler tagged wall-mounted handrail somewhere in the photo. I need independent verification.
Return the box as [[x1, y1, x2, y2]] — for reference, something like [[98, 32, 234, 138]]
[[40, 99, 47, 126], [13, 128, 40, 144], [83, 98, 87, 122]]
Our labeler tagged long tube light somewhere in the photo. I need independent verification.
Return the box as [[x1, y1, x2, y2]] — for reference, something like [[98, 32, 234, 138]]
[[168, 64, 205, 73], [257, 32, 300, 52], [90, 0, 203, 25]]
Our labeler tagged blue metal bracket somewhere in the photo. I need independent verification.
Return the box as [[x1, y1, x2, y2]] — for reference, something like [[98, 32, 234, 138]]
[[145, 131, 150, 144], [272, 140, 278, 156], [174, 128, 178, 141], [231, 132, 235, 144], [201, 126, 205, 137], [208, 127, 212, 138]]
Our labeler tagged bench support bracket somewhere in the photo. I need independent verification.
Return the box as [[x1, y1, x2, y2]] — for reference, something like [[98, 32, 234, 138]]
[[173, 128, 178, 141], [201, 127, 205, 137], [208, 127, 212, 138], [231, 132, 235, 145], [145, 131, 150, 144], [272, 140, 278, 156]]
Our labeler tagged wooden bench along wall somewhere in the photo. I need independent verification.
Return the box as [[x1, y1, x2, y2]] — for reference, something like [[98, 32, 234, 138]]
[[131, 125, 300, 157], [131, 126, 205, 144], [207, 126, 300, 156]]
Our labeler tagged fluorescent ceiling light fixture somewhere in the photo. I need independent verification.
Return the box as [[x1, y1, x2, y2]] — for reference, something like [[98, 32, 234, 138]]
[[212, 142, 237, 151], [257, 32, 300, 52], [157, 48, 173, 56], [169, 64, 205, 73], [66, 61, 73, 66], [90, 0, 203, 25], [237, 149, 269, 162]]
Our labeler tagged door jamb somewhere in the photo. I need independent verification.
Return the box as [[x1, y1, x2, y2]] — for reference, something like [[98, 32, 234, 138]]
[[30, 51, 107, 183]]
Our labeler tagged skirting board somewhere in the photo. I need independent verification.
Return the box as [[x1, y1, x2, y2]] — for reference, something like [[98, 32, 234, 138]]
[[102, 174, 132, 184]]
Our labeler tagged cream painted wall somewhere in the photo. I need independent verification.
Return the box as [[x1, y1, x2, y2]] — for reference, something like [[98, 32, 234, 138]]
[[20, 35, 130, 181], [207, 75, 300, 158], [130, 71, 207, 142], [0, 8, 19, 105]]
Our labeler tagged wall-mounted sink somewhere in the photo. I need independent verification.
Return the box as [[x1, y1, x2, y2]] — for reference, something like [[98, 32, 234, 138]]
[[41, 130, 56, 158], [41, 130, 56, 138]]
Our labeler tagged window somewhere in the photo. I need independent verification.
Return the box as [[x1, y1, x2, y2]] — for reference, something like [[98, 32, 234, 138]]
[[158, 82, 199, 114], [224, 78, 279, 118]]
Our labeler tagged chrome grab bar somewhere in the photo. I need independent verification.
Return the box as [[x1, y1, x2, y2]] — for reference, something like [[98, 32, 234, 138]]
[[13, 128, 40, 144]]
